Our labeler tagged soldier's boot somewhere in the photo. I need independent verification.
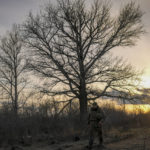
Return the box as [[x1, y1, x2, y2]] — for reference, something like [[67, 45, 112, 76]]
[[85, 145, 92, 150], [98, 136, 105, 148], [98, 144, 105, 149], [88, 138, 93, 150]]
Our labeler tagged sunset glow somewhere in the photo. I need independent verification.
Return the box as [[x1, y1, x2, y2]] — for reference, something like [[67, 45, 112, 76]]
[[141, 76, 150, 88], [124, 104, 150, 114]]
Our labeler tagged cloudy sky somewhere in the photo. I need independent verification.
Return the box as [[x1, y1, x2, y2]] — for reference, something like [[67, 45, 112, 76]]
[[0, 0, 150, 87]]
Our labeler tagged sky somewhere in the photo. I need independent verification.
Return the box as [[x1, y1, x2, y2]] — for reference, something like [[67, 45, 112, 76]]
[[0, 0, 150, 87]]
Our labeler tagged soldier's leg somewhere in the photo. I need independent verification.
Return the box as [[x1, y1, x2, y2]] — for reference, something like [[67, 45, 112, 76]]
[[98, 126, 103, 145], [89, 126, 95, 149]]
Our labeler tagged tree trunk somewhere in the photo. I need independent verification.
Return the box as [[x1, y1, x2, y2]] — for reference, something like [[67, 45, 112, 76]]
[[14, 58, 18, 117], [79, 96, 87, 121], [79, 82, 88, 121], [14, 81, 18, 117]]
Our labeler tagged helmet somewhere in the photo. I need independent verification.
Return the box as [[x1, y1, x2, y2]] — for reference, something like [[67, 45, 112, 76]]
[[92, 102, 98, 107], [91, 102, 98, 111]]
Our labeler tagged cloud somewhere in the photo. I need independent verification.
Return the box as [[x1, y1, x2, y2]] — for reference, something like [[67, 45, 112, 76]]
[[0, 0, 149, 81], [0, 0, 51, 35]]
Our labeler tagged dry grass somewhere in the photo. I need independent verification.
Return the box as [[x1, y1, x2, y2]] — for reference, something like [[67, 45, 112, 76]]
[[1, 127, 150, 150], [0, 102, 150, 149]]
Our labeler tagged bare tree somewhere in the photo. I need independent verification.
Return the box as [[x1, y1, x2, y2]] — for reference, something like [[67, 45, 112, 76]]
[[0, 25, 30, 116], [22, 0, 144, 120]]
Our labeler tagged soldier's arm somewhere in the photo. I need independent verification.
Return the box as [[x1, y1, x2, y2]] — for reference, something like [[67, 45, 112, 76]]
[[97, 108, 106, 123], [100, 109, 106, 122]]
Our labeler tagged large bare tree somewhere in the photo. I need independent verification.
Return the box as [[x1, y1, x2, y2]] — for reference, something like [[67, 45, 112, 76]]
[[0, 26, 30, 116], [22, 0, 144, 119]]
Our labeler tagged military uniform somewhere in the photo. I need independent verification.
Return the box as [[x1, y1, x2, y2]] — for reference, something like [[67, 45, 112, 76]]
[[88, 102, 105, 149]]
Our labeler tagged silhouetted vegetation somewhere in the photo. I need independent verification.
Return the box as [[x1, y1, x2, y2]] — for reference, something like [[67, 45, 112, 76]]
[[0, 101, 150, 147]]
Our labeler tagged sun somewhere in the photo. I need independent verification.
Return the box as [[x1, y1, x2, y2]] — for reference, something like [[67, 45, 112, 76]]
[[141, 76, 150, 88]]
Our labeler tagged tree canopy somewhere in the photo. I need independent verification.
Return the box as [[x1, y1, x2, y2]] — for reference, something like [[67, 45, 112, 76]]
[[22, 0, 144, 119]]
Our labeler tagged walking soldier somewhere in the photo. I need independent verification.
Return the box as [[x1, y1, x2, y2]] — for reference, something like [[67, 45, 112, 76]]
[[88, 102, 105, 149]]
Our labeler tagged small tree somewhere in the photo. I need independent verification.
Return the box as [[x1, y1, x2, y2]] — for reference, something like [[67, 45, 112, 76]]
[[22, 0, 144, 120], [0, 25, 29, 116]]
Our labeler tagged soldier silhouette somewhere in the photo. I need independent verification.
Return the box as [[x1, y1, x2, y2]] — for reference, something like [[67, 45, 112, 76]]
[[88, 102, 105, 149]]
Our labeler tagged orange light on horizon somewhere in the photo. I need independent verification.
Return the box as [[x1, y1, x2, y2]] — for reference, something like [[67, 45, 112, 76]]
[[99, 100, 150, 114]]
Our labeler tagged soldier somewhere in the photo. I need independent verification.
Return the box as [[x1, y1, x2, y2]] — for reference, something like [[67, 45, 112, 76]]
[[88, 102, 105, 150]]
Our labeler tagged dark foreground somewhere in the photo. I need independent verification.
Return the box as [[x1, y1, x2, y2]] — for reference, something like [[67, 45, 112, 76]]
[[1, 128, 150, 150]]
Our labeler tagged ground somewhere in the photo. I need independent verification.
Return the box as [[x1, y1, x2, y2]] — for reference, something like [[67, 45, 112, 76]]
[[1, 128, 150, 150]]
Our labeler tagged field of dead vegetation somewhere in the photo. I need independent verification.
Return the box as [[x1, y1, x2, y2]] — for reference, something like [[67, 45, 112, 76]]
[[1, 127, 150, 150]]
